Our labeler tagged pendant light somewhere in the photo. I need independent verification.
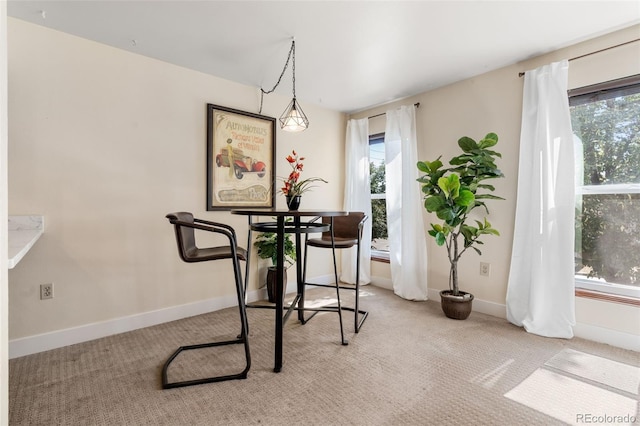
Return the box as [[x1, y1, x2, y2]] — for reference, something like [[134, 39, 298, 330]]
[[260, 39, 309, 132]]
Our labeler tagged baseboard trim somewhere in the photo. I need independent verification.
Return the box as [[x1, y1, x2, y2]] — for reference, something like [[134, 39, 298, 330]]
[[11, 277, 638, 358], [370, 276, 392, 290], [9, 288, 265, 359], [370, 278, 508, 319], [573, 322, 640, 352], [9, 277, 307, 359], [418, 282, 638, 352]]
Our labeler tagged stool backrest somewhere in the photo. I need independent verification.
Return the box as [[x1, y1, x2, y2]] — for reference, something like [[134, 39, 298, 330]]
[[166, 212, 197, 261], [321, 212, 365, 240]]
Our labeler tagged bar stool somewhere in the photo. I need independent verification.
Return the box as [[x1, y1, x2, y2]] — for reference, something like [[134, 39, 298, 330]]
[[302, 212, 369, 334], [163, 212, 251, 389]]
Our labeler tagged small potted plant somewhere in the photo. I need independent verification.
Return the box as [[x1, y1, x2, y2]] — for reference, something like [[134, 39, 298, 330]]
[[254, 229, 296, 303], [279, 150, 327, 210], [416, 132, 504, 320]]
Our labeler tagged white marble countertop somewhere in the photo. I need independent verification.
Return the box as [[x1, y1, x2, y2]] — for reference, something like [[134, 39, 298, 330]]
[[8, 215, 44, 269]]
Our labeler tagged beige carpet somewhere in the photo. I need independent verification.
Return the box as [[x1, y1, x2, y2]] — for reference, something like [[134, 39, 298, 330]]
[[9, 286, 640, 425], [544, 348, 640, 395]]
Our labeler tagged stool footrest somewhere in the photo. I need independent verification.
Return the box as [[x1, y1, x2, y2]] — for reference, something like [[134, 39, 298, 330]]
[[162, 338, 250, 389], [302, 280, 369, 332]]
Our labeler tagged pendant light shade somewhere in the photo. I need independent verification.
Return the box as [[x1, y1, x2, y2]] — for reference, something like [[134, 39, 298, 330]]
[[279, 98, 309, 132], [260, 39, 309, 132]]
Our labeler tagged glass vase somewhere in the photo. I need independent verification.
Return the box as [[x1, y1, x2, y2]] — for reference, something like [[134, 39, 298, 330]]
[[286, 195, 301, 210]]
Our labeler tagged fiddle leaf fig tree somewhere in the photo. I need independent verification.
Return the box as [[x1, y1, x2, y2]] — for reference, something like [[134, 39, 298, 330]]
[[417, 132, 505, 296]]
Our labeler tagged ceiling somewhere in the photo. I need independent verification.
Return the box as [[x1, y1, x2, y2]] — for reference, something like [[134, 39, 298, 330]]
[[7, 1, 640, 113]]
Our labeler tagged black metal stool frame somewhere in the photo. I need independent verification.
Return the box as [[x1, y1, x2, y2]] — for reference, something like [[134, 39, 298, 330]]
[[301, 214, 369, 333], [163, 214, 251, 389]]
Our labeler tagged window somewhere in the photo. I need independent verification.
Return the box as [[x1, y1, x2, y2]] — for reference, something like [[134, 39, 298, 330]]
[[569, 75, 640, 299], [369, 133, 389, 259]]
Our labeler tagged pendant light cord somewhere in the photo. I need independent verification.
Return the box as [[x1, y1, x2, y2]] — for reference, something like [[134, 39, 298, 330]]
[[259, 40, 296, 114]]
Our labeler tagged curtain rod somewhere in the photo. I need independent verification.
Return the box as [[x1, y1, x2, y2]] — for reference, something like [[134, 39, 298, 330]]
[[518, 38, 640, 77], [368, 102, 420, 120]]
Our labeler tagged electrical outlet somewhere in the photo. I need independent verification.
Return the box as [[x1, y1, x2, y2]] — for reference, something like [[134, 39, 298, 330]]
[[40, 283, 53, 300], [480, 262, 491, 277]]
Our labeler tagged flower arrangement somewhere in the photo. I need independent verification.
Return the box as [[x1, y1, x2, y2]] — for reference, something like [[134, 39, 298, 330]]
[[279, 150, 327, 197]]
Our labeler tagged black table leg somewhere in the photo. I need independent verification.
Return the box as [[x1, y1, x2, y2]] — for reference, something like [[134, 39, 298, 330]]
[[274, 216, 285, 373], [295, 216, 305, 323]]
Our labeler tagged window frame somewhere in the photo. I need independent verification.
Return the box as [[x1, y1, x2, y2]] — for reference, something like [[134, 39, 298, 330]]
[[369, 133, 389, 262], [569, 74, 640, 301]]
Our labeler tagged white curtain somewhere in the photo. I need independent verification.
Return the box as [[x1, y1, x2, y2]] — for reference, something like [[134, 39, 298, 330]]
[[342, 118, 372, 284], [506, 60, 576, 338], [384, 105, 428, 300]]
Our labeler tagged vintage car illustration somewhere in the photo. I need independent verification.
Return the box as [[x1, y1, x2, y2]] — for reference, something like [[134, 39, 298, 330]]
[[215, 147, 267, 180]]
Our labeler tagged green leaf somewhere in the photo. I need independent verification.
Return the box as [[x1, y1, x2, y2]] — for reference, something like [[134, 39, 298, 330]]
[[477, 183, 496, 191], [437, 176, 450, 197], [484, 150, 503, 159], [461, 226, 474, 242], [475, 194, 505, 201], [449, 154, 472, 165], [425, 195, 445, 212], [435, 232, 446, 246], [429, 159, 443, 172], [485, 132, 498, 141], [417, 159, 443, 174], [436, 206, 456, 223], [458, 136, 478, 153], [478, 133, 498, 148], [438, 174, 460, 198], [455, 189, 475, 207]]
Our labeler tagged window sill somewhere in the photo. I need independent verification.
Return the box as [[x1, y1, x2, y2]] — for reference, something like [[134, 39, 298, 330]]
[[371, 250, 389, 263], [575, 288, 640, 307]]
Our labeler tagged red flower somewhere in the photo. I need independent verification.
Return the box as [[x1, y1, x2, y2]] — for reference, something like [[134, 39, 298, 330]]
[[278, 150, 327, 197]]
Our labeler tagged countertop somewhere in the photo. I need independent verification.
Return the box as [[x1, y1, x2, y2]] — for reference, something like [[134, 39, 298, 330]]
[[8, 215, 44, 269]]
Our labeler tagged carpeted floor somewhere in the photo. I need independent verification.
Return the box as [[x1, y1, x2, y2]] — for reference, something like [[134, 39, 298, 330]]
[[9, 286, 640, 425]]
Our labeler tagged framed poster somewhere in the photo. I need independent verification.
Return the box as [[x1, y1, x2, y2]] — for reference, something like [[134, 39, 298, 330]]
[[206, 104, 276, 210]]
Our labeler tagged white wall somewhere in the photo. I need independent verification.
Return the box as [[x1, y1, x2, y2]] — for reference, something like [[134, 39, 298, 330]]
[[7, 18, 345, 354], [353, 25, 640, 350]]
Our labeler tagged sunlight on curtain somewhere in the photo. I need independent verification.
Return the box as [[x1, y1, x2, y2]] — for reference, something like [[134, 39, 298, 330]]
[[506, 60, 576, 338], [384, 106, 428, 300], [342, 118, 372, 284]]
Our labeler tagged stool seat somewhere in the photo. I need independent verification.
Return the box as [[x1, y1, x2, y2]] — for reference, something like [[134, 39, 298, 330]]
[[184, 246, 248, 262], [307, 236, 358, 249]]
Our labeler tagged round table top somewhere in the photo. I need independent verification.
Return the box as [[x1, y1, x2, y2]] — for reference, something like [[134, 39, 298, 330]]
[[230, 208, 348, 217]]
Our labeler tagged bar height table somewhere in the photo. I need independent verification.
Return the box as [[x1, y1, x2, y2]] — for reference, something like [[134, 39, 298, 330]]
[[231, 208, 348, 372]]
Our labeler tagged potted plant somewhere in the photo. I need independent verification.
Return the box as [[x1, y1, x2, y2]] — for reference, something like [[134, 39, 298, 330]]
[[254, 229, 296, 303], [417, 132, 504, 320], [279, 150, 327, 210]]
